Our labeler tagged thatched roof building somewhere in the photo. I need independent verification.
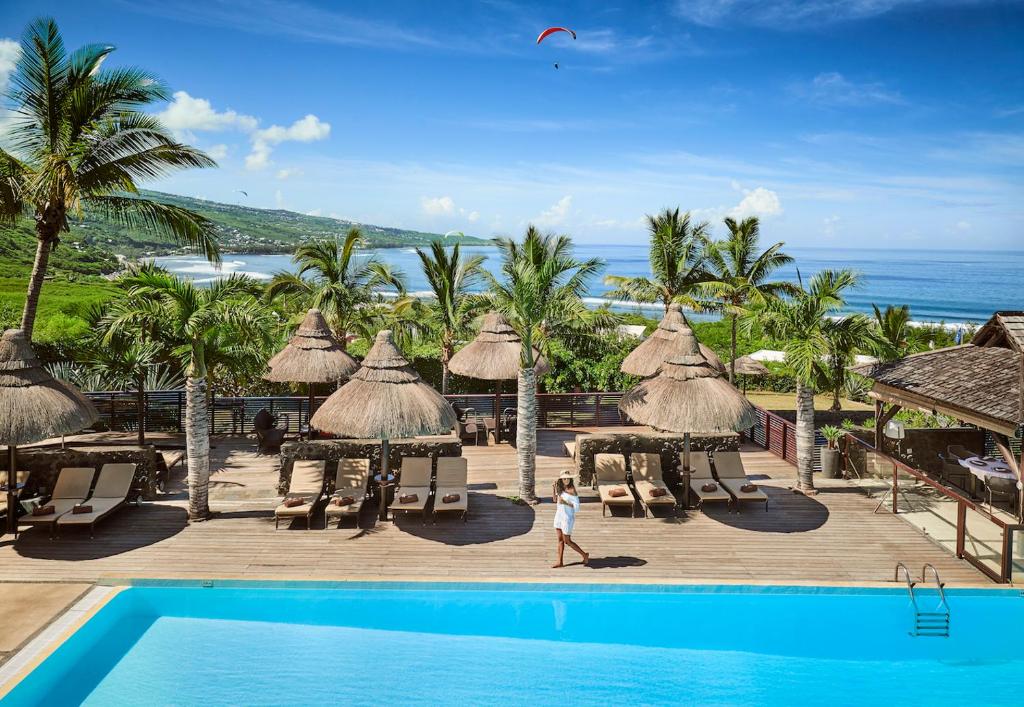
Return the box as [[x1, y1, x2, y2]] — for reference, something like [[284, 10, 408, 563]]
[[621, 303, 726, 377], [265, 309, 358, 384], [449, 312, 549, 380], [731, 355, 771, 376], [311, 329, 457, 439], [619, 324, 758, 434], [0, 329, 98, 446]]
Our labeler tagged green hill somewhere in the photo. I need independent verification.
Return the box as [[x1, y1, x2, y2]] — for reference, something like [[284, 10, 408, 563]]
[[0, 190, 490, 277]]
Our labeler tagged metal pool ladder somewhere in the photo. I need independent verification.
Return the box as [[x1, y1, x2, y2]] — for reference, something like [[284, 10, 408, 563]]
[[895, 562, 950, 638]]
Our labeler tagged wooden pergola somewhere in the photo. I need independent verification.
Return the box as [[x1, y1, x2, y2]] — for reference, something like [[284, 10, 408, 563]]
[[853, 311, 1024, 494]]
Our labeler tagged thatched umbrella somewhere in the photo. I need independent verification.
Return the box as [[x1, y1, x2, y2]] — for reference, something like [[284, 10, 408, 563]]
[[621, 303, 726, 377], [0, 329, 98, 534], [265, 309, 358, 435], [311, 330, 457, 520], [448, 312, 549, 443], [730, 355, 770, 395], [619, 323, 757, 474]]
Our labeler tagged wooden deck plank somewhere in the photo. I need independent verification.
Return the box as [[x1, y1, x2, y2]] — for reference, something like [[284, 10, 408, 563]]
[[0, 429, 988, 586]]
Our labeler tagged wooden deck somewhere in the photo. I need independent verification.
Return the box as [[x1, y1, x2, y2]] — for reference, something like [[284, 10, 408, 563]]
[[0, 429, 988, 585]]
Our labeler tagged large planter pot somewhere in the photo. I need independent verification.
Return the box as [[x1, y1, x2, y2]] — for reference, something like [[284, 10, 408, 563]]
[[820, 447, 841, 479]]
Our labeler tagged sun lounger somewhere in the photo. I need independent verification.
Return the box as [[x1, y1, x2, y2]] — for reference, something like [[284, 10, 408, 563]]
[[324, 458, 370, 528], [275, 460, 326, 529], [595, 453, 636, 517], [685, 451, 732, 511], [391, 456, 432, 524], [19, 467, 96, 537], [433, 457, 468, 523], [57, 463, 137, 538], [629, 453, 677, 516], [713, 451, 769, 512]]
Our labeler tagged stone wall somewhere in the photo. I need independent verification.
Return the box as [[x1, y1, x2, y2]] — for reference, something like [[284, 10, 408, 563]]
[[279, 437, 462, 494], [843, 427, 986, 477], [574, 432, 740, 486], [16, 446, 164, 501]]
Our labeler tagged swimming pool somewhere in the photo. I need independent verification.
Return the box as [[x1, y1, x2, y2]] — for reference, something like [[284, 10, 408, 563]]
[[4, 581, 1024, 706]]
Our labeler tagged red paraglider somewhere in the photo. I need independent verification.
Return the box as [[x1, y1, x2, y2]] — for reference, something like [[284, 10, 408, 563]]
[[536, 27, 576, 44]]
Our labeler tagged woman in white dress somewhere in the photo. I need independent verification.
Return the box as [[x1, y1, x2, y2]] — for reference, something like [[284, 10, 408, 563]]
[[552, 472, 589, 568]]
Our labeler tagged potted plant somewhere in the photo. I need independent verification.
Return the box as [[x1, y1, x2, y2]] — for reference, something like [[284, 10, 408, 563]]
[[820, 425, 844, 478]]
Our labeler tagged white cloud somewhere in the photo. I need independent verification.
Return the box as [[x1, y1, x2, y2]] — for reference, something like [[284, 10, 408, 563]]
[[823, 215, 840, 238], [155, 91, 258, 138], [729, 187, 782, 219], [247, 115, 330, 171], [793, 72, 904, 107], [466, 210, 480, 222], [276, 167, 303, 180], [206, 144, 228, 160], [673, 0, 988, 29], [421, 195, 456, 216], [955, 220, 972, 232], [0, 38, 20, 92], [534, 195, 574, 228]]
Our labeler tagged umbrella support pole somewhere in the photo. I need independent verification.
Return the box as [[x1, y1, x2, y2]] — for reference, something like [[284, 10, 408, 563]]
[[494, 381, 502, 444], [6, 445, 17, 535], [307, 385, 316, 441], [379, 438, 390, 521]]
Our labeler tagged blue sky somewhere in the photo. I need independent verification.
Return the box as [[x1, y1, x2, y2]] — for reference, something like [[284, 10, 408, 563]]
[[2, 0, 1022, 248]]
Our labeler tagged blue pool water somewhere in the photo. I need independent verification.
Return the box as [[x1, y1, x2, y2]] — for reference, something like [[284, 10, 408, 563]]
[[5, 582, 1024, 706]]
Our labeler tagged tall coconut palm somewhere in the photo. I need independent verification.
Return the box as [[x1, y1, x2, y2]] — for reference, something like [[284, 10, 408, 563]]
[[105, 264, 270, 519], [820, 313, 872, 412], [869, 304, 931, 362], [703, 216, 796, 383], [746, 269, 861, 493], [394, 241, 487, 394], [266, 228, 404, 349], [486, 226, 602, 503], [0, 18, 219, 339], [603, 208, 711, 313]]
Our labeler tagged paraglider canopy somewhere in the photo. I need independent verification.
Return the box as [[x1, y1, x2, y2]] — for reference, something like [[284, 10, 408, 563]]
[[536, 27, 576, 44]]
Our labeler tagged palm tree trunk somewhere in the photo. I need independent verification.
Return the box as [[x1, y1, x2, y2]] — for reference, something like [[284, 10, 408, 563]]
[[729, 313, 738, 384], [795, 379, 816, 492], [136, 373, 146, 447], [516, 366, 538, 504], [185, 375, 211, 519], [21, 220, 60, 339], [441, 344, 451, 396]]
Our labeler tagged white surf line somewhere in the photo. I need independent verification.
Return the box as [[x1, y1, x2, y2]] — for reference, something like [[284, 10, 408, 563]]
[[0, 585, 118, 692]]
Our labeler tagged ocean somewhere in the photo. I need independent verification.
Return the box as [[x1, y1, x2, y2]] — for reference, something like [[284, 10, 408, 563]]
[[153, 245, 1023, 325]]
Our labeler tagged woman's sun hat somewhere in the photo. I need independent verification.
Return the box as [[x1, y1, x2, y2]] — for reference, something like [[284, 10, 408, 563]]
[[558, 469, 576, 480]]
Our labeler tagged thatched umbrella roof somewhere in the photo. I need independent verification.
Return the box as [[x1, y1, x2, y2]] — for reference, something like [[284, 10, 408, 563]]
[[621, 303, 726, 377], [449, 312, 550, 380], [731, 355, 770, 376], [619, 324, 758, 435], [265, 308, 358, 384], [0, 329, 98, 446], [311, 329, 457, 440]]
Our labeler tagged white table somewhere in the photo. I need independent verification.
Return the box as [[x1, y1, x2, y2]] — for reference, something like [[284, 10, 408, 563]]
[[959, 456, 1017, 482]]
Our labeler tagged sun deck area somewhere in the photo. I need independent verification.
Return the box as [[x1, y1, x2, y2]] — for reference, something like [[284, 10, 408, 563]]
[[0, 428, 987, 586]]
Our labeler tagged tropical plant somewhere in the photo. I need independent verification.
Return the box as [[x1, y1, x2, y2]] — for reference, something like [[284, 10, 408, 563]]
[[266, 228, 404, 348], [868, 303, 940, 362], [744, 268, 861, 492], [394, 241, 487, 394], [603, 208, 711, 313], [0, 18, 219, 338], [105, 263, 271, 519], [486, 226, 603, 503], [819, 312, 872, 411], [703, 217, 796, 383], [820, 425, 844, 450]]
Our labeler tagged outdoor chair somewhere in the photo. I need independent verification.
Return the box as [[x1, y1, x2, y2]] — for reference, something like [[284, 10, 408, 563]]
[[254, 408, 289, 455], [684, 451, 732, 511], [594, 453, 637, 517], [629, 453, 677, 516], [0, 470, 31, 536], [983, 476, 1018, 519], [938, 453, 970, 492], [457, 411, 484, 446], [57, 463, 137, 539], [275, 460, 326, 529], [433, 457, 469, 523], [946, 444, 977, 462], [712, 452, 769, 512], [391, 457, 433, 524], [18, 467, 96, 538], [324, 458, 370, 528]]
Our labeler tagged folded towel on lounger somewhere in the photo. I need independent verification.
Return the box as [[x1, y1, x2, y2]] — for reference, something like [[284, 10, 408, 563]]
[[399, 493, 419, 504], [701, 483, 718, 493], [72, 504, 92, 514], [283, 497, 306, 508], [649, 487, 668, 498], [608, 487, 627, 498], [332, 496, 355, 507], [442, 493, 460, 504], [33, 505, 55, 516], [740, 483, 758, 493]]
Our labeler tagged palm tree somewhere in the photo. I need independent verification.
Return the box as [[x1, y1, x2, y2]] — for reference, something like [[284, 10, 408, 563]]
[[703, 216, 796, 383], [105, 264, 270, 519], [747, 269, 861, 493], [486, 226, 602, 503], [820, 314, 872, 412], [0, 18, 219, 339], [86, 334, 162, 447], [266, 228, 404, 349], [394, 241, 487, 394], [603, 208, 711, 313], [869, 304, 931, 362]]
